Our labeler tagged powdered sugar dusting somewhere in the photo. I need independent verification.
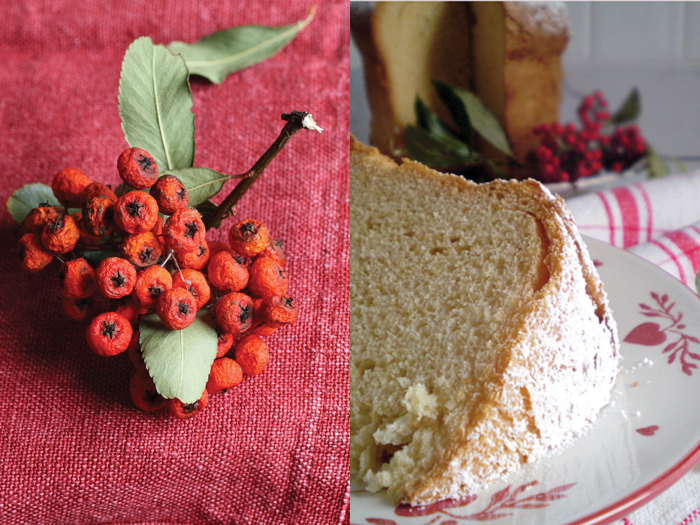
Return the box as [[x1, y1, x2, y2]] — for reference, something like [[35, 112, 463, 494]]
[[350, 141, 619, 507], [507, 1, 571, 37]]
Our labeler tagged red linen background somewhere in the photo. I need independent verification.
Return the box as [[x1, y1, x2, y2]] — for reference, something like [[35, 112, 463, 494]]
[[0, 1, 349, 524]]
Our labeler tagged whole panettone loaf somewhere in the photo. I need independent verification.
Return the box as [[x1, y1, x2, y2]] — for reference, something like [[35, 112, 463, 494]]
[[351, 1, 570, 166], [350, 136, 619, 505]]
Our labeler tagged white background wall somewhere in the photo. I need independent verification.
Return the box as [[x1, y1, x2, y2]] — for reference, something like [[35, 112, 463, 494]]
[[565, 2, 697, 63]]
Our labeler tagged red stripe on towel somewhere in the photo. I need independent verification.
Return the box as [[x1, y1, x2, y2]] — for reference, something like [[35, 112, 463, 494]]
[[652, 239, 686, 284], [634, 183, 654, 242], [597, 192, 616, 245], [667, 230, 700, 274], [612, 187, 640, 248]]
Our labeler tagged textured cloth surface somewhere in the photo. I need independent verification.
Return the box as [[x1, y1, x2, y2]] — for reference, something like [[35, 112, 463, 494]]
[[567, 175, 700, 524], [0, 2, 349, 524]]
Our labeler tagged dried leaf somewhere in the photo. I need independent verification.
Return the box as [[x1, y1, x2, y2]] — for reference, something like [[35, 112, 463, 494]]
[[168, 7, 315, 84]]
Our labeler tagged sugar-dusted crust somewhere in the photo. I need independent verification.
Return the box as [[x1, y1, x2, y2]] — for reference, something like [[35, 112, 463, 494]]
[[350, 136, 619, 505]]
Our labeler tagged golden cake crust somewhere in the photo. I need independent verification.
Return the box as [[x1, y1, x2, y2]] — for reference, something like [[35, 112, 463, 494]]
[[350, 136, 619, 505]]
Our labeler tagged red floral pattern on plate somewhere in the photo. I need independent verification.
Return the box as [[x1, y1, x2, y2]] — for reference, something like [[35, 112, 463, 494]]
[[636, 425, 660, 436], [352, 481, 576, 524], [624, 292, 700, 376]]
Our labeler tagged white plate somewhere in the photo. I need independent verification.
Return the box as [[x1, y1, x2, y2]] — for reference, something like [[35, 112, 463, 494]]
[[350, 236, 700, 525]]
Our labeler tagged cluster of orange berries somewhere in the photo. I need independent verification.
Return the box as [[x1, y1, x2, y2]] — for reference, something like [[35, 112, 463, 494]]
[[15, 147, 298, 419]]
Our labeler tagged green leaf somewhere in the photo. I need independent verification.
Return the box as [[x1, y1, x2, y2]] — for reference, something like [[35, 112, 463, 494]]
[[195, 199, 223, 230], [612, 87, 641, 125], [646, 146, 670, 178], [168, 7, 315, 84], [696, 268, 700, 296], [6, 183, 61, 223], [672, 157, 688, 174], [404, 124, 476, 169], [140, 310, 218, 403], [162, 167, 230, 207], [119, 36, 195, 171], [432, 81, 473, 146], [434, 81, 513, 157], [414, 96, 461, 142], [83, 250, 121, 266]]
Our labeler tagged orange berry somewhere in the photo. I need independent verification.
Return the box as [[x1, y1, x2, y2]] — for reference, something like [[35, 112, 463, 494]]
[[127, 330, 145, 369], [216, 330, 234, 358], [228, 219, 270, 257], [259, 238, 287, 266], [169, 390, 208, 419], [121, 232, 164, 268], [117, 147, 159, 189], [207, 251, 249, 292], [59, 257, 95, 299], [41, 213, 80, 254], [172, 269, 210, 310], [16, 232, 53, 272], [175, 240, 210, 270], [235, 335, 270, 376], [163, 208, 206, 253], [149, 174, 189, 215], [82, 182, 117, 203], [132, 265, 173, 310], [157, 287, 197, 330], [62, 296, 95, 321], [206, 357, 243, 394], [114, 191, 159, 234], [208, 240, 236, 259], [248, 257, 288, 299], [215, 292, 253, 334], [21, 204, 64, 236], [82, 195, 117, 238], [114, 297, 141, 326], [130, 369, 167, 411], [263, 294, 299, 325], [71, 211, 102, 245], [52, 168, 93, 208], [249, 297, 280, 337], [86, 312, 133, 356], [249, 323, 280, 337], [96, 257, 137, 299]]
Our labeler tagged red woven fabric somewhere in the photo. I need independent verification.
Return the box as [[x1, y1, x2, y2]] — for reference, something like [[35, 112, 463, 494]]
[[0, 1, 349, 524]]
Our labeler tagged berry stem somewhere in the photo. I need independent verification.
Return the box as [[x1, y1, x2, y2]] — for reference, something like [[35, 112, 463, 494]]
[[203, 111, 322, 230]]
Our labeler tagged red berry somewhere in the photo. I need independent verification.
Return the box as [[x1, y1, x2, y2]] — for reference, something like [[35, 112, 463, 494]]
[[86, 312, 133, 356]]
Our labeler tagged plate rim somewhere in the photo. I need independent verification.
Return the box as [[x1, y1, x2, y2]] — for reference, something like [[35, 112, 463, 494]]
[[566, 236, 700, 524], [350, 236, 700, 525]]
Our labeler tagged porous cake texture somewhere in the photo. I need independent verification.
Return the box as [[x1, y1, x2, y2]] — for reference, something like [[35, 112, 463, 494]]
[[350, 137, 619, 505]]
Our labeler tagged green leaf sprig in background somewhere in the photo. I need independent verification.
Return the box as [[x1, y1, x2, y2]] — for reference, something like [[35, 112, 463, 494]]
[[405, 80, 513, 181], [168, 6, 315, 84]]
